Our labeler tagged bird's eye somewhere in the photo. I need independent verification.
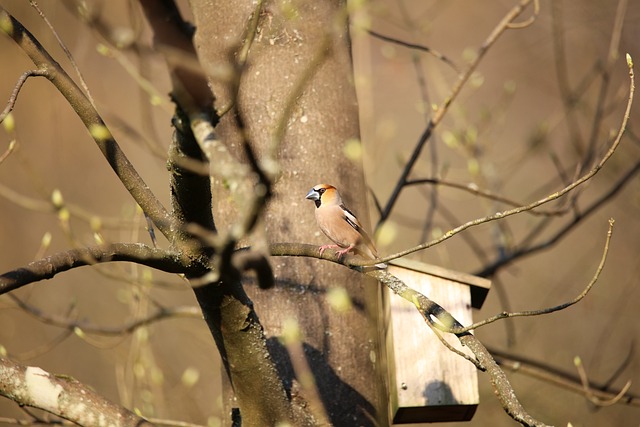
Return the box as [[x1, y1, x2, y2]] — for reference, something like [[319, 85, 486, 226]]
[[317, 188, 326, 195]]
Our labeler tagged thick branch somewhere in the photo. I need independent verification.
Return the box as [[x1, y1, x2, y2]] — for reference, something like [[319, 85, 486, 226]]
[[0, 357, 154, 426], [0, 243, 186, 295]]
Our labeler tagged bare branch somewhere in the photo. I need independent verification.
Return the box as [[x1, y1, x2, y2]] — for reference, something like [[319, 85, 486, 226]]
[[0, 139, 16, 165], [0, 182, 148, 230], [367, 29, 459, 73], [490, 347, 640, 407], [376, 0, 536, 230], [0, 7, 174, 239], [405, 177, 565, 216], [28, 0, 97, 108], [372, 57, 633, 266], [10, 329, 74, 362], [424, 315, 484, 370], [0, 243, 186, 295], [0, 357, 154, 426], [574, 356, 633, 407], [281, 321, 332, 426], [0, 69, 49, 123], [450, 218, 614, 334], [506, 0, 540, 29], [476, 161, 640, 277], [8, 293, 201, 336]]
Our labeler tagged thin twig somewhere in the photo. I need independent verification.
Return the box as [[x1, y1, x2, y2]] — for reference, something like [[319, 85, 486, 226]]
[[9, 329, 74, 361], [0, 7, 175, 239], [8, 294, 201, 336], [28, 0, 97, 109], [394, 1, 441, 241], [370, 56, 633, 266], [574, 356, 633, 407], [506, 0, 540, 29], [0, 140, 16, 165], [447, 218, 614, 334], [367, 29, 459, 73], [424, 315, 484, 370], [0, 69, 49, 123], [490, 346, 640, 407], [475, 161, 640, 277], [406, 177, 569, 216], [376, 0, 535, 231], [0, 182, 143, 229], [281, 321, 332, 426], [581, 0, 628, 171], [551, 1, 584, 154]]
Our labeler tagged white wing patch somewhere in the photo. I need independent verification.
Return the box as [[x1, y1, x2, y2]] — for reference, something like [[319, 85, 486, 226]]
[[341, 204, 362, 232]]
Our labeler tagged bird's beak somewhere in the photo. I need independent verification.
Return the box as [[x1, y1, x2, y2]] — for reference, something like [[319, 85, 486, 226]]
[[305, 188, 319, 201]]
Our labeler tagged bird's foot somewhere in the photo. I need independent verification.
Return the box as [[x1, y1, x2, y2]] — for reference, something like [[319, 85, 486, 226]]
[[319, 244, 341, 257], [334, 246, 354, 258]]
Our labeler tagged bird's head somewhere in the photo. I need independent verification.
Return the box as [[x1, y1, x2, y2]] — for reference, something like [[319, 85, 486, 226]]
[[305, 184, 341, 208]]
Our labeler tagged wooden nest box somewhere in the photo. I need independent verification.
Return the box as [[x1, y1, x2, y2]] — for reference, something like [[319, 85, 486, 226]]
[[380, 258, 491, 424]]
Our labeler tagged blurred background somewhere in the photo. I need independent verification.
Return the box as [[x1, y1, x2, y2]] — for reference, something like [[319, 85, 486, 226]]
[[0, 1, 638, 426]]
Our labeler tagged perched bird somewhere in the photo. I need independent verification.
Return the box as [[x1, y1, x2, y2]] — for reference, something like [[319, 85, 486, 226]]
[[305, 184, 386, 268]]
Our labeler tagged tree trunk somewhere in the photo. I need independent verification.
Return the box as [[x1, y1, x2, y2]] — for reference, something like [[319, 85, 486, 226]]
[[190, 0, 385, 425]]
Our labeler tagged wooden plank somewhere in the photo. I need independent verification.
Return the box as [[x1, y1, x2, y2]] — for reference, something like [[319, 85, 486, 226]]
[[389, 258, 491, 309], [383, 264, 481, 423]]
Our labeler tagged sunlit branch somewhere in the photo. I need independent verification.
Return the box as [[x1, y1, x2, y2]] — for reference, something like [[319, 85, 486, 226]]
[[0, 357, 153, 426], [0, 243, 186, 295]]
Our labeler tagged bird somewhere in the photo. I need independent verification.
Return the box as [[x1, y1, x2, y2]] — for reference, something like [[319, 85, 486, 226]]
[[305, 184, 386, 268]]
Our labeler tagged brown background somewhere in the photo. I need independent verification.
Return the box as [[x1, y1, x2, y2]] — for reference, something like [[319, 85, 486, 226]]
[[0, 1, 638, 426]]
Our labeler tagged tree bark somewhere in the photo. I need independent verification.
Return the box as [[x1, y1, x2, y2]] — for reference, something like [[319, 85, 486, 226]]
[[0, 358, 154, 427], [190, 0, 385, 425]]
